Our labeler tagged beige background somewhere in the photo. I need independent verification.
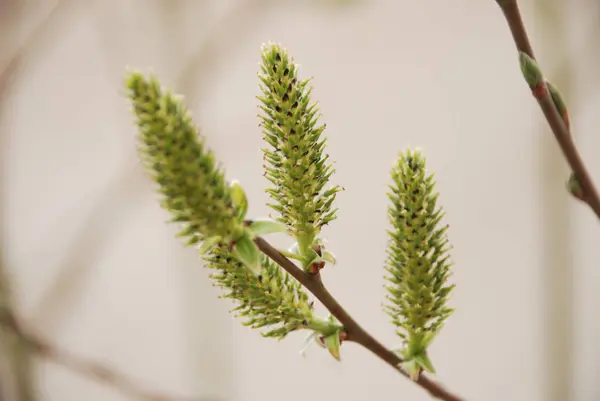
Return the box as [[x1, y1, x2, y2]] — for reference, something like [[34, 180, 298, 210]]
[[1, 1, 599, 400]]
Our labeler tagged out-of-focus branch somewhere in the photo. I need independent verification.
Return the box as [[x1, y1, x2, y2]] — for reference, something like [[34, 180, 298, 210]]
[[30, 163, 148, 330], [0, 4, 36, 398], [0, 256, 36, 401], [0, 308, 198, 401], [174, 0, 273, 102], [0, 0, 94, 91]]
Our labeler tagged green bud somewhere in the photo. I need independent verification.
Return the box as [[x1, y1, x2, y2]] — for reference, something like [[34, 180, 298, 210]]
[[567, 172, 585, 201], [232, 233, 262, 275], [547, 81, 570, 130], [248, 218, 288, 236], [230, 180, 248, 222], [519, 51, 544, 88]]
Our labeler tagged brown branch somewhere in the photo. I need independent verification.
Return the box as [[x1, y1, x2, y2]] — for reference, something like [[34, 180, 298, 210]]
[[495, 0, 600, 219], [253, 237, 463, 401], [0, 309, 197, 401]]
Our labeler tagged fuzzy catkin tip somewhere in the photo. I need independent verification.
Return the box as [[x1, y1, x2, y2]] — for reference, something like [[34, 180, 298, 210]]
[[257, 43, 342, 261], [125, 71, 245, 244], [125, 70, 323, 340]]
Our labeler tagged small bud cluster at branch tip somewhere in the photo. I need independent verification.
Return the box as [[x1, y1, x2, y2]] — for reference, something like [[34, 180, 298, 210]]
[[384, 149, 455, 380], [258, 42, 342, 271]]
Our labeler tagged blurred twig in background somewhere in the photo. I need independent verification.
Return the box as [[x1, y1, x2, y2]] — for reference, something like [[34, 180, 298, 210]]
[[0, 307, 200, 401], [0, 2, 36, 398], [0, 1, 358, 400]]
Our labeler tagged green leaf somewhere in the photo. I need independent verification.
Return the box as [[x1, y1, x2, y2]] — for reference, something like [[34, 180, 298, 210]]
[[230, 180, 248, 222], [232, 233, 261, 274], [278, 249, 306, 262], [402, 359, 420, 381], [414, 353, 436, 375], [321, 250, 337, 265], [322, 330, 342, 361], [248, 218, 288, 236]]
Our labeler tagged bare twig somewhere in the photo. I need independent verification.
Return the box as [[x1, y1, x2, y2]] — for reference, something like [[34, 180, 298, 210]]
[[30, 163, 147, 330], [253, 237, 463, 401], [174, 0, 274, 103], [0, 308, 198, 401], [495, 0, 600, 219]]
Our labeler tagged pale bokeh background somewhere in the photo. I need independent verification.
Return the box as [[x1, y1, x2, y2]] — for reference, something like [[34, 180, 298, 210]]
[[1, 1, 599, 401]]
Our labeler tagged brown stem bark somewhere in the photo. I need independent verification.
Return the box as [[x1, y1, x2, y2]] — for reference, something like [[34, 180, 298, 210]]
[[495, 0, 600, 219], [254, 237, 463, 401]]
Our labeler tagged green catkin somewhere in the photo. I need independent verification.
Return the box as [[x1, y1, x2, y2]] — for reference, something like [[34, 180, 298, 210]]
[[258, 43, 342, 264], [125, 72, 244, 243], [125, 71, 333, 339], [384, 149, 455, 379]]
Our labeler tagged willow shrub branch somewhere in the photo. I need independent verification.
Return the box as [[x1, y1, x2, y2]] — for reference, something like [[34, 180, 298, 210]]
[[495, 0, 600, 219], [125, 43, 462, 401], [254, 237, 462, 401]]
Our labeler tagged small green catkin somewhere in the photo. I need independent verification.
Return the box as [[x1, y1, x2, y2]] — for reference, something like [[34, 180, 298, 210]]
[[125, 72, 244, 244], [206, 241, 314, 339], [258, 43, 342, 263], [384, 149, 455, 379], [125, 71, 324, 339]]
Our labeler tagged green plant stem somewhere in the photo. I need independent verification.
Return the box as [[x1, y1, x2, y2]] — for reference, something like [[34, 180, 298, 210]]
[[495, 0, 600, 219], [254, 237, 463, 401]]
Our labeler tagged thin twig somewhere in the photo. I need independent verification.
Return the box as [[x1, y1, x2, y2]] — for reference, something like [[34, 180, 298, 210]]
[[253, 237, 463, 401], [0, 308, 197, 401], [495, 0, 600, 219]]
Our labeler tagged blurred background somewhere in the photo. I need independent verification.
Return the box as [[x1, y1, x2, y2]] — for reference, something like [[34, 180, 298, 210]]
[[1, 0, 599, 400]]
